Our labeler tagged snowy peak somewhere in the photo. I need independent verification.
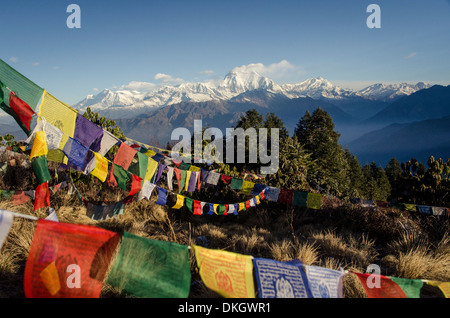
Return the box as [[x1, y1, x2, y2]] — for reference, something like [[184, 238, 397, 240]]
[[282, 77, 353, 99], [357, 82, 432, 101], [221, 68, 281, 93]]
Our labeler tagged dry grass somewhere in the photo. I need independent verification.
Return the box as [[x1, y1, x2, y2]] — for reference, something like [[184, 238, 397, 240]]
[[1, 166, 450, 298]]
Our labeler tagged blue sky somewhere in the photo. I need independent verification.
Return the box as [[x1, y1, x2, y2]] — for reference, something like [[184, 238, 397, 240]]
[[1, 0, 449, 105]]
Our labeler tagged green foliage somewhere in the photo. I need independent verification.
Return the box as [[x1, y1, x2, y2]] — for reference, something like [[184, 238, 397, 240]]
[[0, 134, 21, 148], [361, 162, 391, 201], [388, 156, 450, 206]]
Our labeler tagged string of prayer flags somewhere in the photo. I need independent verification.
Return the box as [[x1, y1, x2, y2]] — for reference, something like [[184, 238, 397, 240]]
[[24, 219, 120, 298], [353, 272, 449, 298], [34, 182, 50, 211], [304, 265, 345, 298], [193, 245, 256, 298], [253, 258, 312, 298], [0, 210, 14, 252], [106, 232, 191, 298]]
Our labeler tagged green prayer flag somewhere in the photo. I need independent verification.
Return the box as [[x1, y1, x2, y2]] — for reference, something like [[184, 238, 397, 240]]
[[31, 156, 52, 184], [230, 177, 243, 190], [185, 197, 193, 213], [113, 164, 129, 191], [106, 232, 191, 298], [179, 170, 187, 193], [137, 152, 148, 179], [178, 162, 191, 171], [389, 276, 423, 298], [293, 191, 308, 207], [217, 204, 226, 215]]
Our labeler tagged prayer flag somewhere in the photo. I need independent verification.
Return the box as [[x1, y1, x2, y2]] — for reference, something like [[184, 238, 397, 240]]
[[278, 189, 294, 206], [155, 187, 167, 206], [113, 142, 137, 170], [34, 182, 50, 211], [137, 180, 155, 201], [30, 131, 48, 159], [206, 172, 220, 185], [230, 178, 243, 190], [184, 171, 192, 192], [353, 272, 407, 298], [73, 114, 103, 150], [86, 201, 125, 221], [241, 180, 255, 195], [293, 191, 308, 207], [31, 156, 52, 184], [193, 245, 256, 298], [253, 258, 312, 298], [221, 175, 232, 185], [265, 187, 280, 202], [304, 265, 345, 298], [185, 197, 193, 213], [113, 164, 129, 191], [193, 200, 203, 215], [172, 194, 185, 209], [0, 210, 14, 252], [187, 171, 196, 192], [306, 193, 322, 209], [166, 166, 174, 191], [9, 92, 35, 131], [128, 175, 143, 197], [106, 232, 191, 298], [24, 220, 120, 298], [97, 130, 118, 156], [85, 152, 109, 182]]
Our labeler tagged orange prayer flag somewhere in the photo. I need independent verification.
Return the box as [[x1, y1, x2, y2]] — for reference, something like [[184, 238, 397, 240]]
[[113, 142, 137, 170], [24, 220, 120, 298]]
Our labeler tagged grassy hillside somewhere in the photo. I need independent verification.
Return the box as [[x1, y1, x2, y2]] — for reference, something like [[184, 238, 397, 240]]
[[1, 163, 449, 298]]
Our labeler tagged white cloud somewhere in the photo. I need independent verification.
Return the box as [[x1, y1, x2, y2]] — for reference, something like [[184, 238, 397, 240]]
[[404, 52, 417, 59], [154, 73, 184, 85], [230, 60, 304, 80], [93, 88, 99, 92], [119, 81, 157, 92], [9, 57, 18, 63], [32, 62, 40, 66]]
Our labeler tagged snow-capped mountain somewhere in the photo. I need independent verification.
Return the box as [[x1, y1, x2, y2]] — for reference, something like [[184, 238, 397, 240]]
[[356, 82, 432, 101], [73, 67, 431, 119]]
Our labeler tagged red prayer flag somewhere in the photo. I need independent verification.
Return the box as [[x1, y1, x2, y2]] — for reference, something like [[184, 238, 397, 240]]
[[193, 200, 203, 215], [278, 189, 294, 205], [24, 220, 120, 298], [174, 168, 182, 192], [128, 174, 143, 197], [113, 143, 137, 170], [353, 272, 407, 298], [245, 200, 251, 209], [107, 165, 118, 188], [197, 170, 202, 191], [221, 174, 232, 184], [259, 190, 265, 201], [34, 182, 50, 211], [9, 92, 35, 130]]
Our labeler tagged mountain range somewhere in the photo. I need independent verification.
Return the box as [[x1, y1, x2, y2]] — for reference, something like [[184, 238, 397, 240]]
[[0, 67, 447, 167]]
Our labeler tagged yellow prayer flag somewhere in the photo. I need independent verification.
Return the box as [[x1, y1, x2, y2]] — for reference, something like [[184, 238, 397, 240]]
[[241, 180, 255, 194], [91, 152, 109, 182], [185, 171, 191, 192], [427, 281, 450, 298], [30, 131, 48, 159], [255, 195, 260, 205], [144, 158, 158, 181], [144, 149, 156, 157], [188, 165, 201, 172], [172, 194, 185, 209], [213, 204, 219, 215], [193, 245, 255, 298], [238, 202, 245, 211]]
